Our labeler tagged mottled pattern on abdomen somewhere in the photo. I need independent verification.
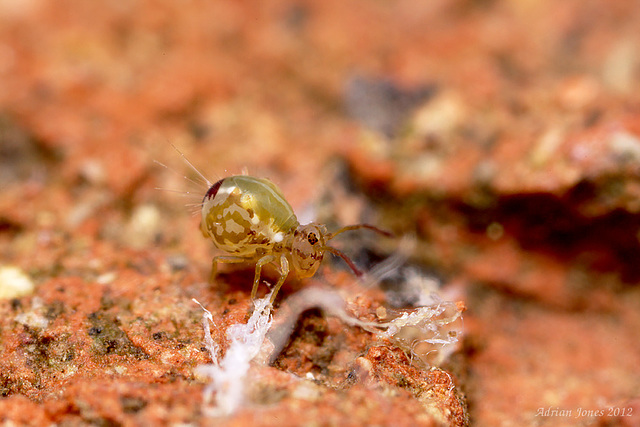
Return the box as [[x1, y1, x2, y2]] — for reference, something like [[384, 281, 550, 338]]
[[205, 201, 272, 256], [201, 176, 299, 257]]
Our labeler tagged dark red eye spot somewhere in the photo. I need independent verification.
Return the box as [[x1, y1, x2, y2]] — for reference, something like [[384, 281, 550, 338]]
[[203, 179, 224, 203]]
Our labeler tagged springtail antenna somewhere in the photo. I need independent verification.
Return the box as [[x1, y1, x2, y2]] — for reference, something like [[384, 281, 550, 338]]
[[321, 224, 393, 276], [321, 246, 364, 277], [326, 224, 393, 241]]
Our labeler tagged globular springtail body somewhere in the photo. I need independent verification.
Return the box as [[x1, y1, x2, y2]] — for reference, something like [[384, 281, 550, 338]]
[[157, 145, 392, 304]]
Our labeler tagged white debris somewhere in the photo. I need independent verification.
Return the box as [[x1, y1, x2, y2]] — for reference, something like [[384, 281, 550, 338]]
[[374, 295, 463, 366], [14, 296, 49, 329], [0, 265, 35, 300], [124, 204, 162, 248], [78, 158, 107, 186], [195, 295, 273, 417], [363, 249, 464, 366], [267, 286, 463, 368], [192, 299, 219, 364], [610, 130, 640, 163], [96, 271, 117, 285]]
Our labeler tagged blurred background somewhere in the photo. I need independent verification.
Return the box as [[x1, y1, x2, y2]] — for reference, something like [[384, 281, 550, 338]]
[[1, 0, 639, 425]]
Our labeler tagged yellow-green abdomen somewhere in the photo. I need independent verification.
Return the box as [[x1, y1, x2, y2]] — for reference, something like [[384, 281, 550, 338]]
[[201, 176, 299, 257]]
